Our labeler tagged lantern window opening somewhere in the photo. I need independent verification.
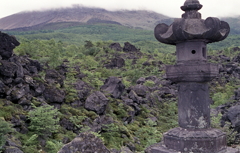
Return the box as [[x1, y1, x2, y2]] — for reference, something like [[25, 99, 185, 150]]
[[202, 47, 206, 58], [191, 50, 196, 54]]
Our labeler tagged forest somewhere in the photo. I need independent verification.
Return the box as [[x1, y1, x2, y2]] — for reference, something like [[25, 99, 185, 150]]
[[1, 23, 240, 152]]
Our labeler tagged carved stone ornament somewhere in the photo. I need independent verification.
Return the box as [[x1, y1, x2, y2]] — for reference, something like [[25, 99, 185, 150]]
[[154, 0, 230, 45], [146, 0, 239, 153]]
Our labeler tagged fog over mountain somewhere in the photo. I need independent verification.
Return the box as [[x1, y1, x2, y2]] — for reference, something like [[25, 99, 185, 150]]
[[0, 6, 170, 30], [1, 0, 240, 19]]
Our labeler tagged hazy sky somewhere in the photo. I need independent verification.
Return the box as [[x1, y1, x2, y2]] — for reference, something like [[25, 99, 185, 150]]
[[1, 0, 240, 19]]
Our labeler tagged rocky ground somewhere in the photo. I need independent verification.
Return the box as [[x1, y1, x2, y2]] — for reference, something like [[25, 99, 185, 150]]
[[1, 31, 240, 152]]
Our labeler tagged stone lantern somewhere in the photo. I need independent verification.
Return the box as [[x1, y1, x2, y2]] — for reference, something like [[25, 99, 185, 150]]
[[147, 0, 239, 153]]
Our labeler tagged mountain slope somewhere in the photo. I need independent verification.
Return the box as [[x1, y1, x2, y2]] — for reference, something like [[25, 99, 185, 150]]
[[0, 6, 169, 30]]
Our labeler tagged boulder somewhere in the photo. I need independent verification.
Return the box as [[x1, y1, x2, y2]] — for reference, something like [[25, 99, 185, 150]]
[[234, 88, 240, 100], [109, 43, 123, 51], [91, 115, 114, 132], [4, 147, 23, 153], [0, 61, 18, 77], [128, 90, 143, 104], [60, 118, 77, 132], [100, 77, 125, 99], [84, 91, 109, 115], [158, 87, 176, 98], [232, 47, 240, 52], [104, 57, 125, 69], [123, 42, 139, 52], [4, 135, 23, 153], [120, 146, 133, 153], [136, 77, 146, 84], [219, 55, 230, 62], [45, 69, 64, 87], [58, 133, 110, 153], [74, 80, 92, 101], [31, 80, 45, 97], [9, 55, 42, 76], [0, 32, 20, 60], [142, 61, 151, 66], [56, 63, 68, 76], [9, 85, 30, 102], [43, 86, 65, 103], [131, 84, 149, 98], [225, 105, 240, 128], [0, 80, 7, 97]]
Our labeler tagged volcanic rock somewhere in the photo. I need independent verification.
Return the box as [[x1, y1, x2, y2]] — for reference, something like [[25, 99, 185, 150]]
[[58, 133, 110, 153], [100, 76, 125, 99], [84, 91, 109, 115], [0, 32, 20, 59], [109, 43, 123, 51], [123, 42, 139, 52]]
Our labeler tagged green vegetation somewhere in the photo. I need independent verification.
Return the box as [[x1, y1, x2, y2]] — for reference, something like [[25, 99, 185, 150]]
[[28, 104, 60, 137], [0, 119, 13, 150], [1, 22, 240, 152], [5, 23, 240, 52]]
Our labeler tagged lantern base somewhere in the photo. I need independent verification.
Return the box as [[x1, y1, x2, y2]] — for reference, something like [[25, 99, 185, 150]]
[[146, 127, 239, 153], [146, 143, 239, 153]]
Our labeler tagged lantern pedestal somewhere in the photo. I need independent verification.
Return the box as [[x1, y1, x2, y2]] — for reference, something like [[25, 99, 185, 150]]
[[147, 0, 233, 152]]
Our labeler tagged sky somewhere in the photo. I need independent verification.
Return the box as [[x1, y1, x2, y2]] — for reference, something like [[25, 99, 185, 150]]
[[0, 0, 240, 19]]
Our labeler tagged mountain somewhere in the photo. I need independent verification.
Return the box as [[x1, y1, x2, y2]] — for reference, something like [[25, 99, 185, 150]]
[[0, 6, 170, 31], [221, 16, 240, 34]]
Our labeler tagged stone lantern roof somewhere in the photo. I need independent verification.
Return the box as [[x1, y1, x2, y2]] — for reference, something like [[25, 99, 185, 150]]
[[154, 0, 230, 45], [181, 0, 202, 12]]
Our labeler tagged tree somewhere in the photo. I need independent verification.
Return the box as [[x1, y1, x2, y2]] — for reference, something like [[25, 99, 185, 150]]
[[28, 104, 60, 138], [84, 40, 94, 49]]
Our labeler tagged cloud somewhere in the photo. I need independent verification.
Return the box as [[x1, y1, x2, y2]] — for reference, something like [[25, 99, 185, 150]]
[[0, 0, 240, 19]]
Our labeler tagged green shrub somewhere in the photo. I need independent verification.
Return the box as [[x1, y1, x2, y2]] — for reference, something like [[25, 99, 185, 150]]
[[211, 83, 236, 108], [45, 140, 63, 153], [143, 80, 155, 87], [211, 113, 237, 145], [28, 104, 60, 137], [0, 119, 13, 149]]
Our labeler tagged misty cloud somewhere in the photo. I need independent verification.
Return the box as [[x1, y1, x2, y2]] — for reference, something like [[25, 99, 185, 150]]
[[0, 0, 239, 19]]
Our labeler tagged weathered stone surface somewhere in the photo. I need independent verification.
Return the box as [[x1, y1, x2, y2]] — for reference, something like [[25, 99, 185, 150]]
[[152, 0, 231, 152], [0, 32, 20, 60], [45, 69, 64, 87], [166, 63, 219, 82], [128, 90, 143, 104], [4, 135, 23, 153], [225, 105, 240, 128], [43, 86, 65, 103], [104, 57, 125, 69], [120, 146, 133, 153], [10, 85, 30, 102], [90, 115, 114, 133], [74, 80, 92, 101], [146, 143, 239, 153], [163, 127, 226, 153], [4, 147, 24, 153], [123, 42, 139, 52], [85, 91, 109, 114], [109, 43, 123, 51], [154, 10, 230, 45], [31, 80, 45, 97], [58, 133, 110, 153], [131, 84, 149, 98], [100, 76, 125, 99], [0, 61, 18, 77], [0, 80, 7, 96], [60, 118, 78, 132], [136, 77, 146, 84], [178, 82, 211, 129], [9, 56, 42, 75]]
